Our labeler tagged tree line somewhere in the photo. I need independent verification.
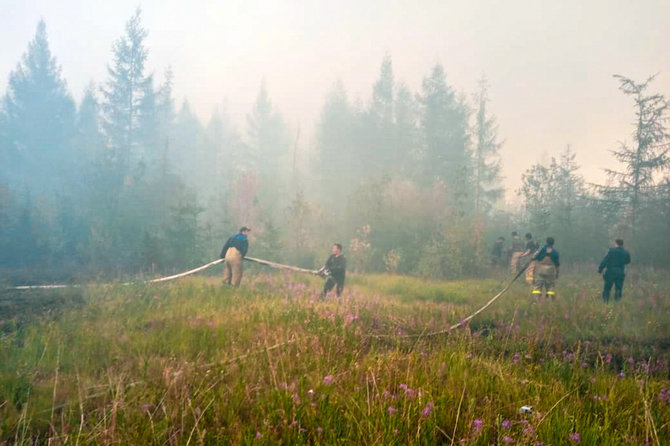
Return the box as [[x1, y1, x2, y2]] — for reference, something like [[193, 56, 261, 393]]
[[1, 11, 668, 282]]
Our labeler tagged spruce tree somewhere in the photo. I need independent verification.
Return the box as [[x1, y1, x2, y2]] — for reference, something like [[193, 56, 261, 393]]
[[2, 19, 75, 191], [418, 64, 471, 213], [472, 78, 503, 216], [598, 74, 669, 241], [101, 8, 151, 178]]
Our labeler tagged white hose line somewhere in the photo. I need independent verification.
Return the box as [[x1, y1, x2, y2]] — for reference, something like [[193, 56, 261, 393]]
[[244, 256, 319, 275], [4, 258, 225, 291], [147, 258, 224, 283]]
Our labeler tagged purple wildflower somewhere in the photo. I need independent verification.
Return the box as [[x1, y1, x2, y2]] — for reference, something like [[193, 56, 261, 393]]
[[316, 426, 323, 434], [388, 406, 398, 415], [503, 435, 514, 444], [422, 402, 434, 416], [255, 431, 262, 439], [659, 387, 670, 403], [323, 375, 334, 385], [523, 426, 535, 436], [472, 419, 483, 432], [569, 432, 581, 443], [502, 420, 511, 429], [513, 352, 521, 364], [618, 371, 625, 379]]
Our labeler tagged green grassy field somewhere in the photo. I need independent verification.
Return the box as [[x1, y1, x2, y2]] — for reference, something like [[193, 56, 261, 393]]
[[1, 270, 668, 445]]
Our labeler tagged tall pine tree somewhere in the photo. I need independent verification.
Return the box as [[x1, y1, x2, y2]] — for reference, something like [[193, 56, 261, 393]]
[[418, 64, 471, 213], [2, 19, 75, 192], [101, 8, 152, 179], [598, 74, 669, 242], [472, 78, 503, 216]]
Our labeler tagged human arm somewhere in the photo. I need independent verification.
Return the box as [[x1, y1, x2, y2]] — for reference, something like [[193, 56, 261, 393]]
[[597, 251, 609, 273], [220, 238, 231, 258]]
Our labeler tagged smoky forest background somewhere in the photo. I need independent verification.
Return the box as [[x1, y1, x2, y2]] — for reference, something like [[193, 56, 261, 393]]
[[2, 12, 669, 283]]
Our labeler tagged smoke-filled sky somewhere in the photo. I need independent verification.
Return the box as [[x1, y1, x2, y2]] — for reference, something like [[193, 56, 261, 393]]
[[2, 0, 669, 200]]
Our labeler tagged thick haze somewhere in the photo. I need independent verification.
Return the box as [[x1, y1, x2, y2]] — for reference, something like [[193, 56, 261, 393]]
[[2, 0, 670, 198]]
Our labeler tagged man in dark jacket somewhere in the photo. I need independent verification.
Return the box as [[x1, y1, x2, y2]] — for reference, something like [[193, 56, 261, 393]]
[[598, 239, 631, 302], [319, 243, 346, 297], [532, 237, 560, 299], [220, 226, 250, 286]]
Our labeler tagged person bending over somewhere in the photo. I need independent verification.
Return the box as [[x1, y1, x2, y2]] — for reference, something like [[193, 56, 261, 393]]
[[318, 243, 346, 297]]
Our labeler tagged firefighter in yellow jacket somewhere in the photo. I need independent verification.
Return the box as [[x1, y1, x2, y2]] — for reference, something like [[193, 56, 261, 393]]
[[531, 237, 559, 299]]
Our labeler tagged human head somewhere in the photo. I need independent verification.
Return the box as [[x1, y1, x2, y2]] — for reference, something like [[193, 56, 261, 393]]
[[239, 226, 251, 236], [615, 239, 624, 247], [525, 232, 533, 240], [332, 243, 342, 255], [545, 237, 555, 246]]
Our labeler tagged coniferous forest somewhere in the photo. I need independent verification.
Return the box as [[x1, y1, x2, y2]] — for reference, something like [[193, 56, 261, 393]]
[[2, 11, 669, 283]]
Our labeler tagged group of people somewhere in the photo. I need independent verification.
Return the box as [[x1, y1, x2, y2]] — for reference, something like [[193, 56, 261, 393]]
[[220, 225, 632, 303], [492, 232, 632, 302], [220, 226, 347, 298]]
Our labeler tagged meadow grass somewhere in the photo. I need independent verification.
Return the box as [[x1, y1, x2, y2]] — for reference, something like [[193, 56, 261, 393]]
[[0, 269, 668, 445]]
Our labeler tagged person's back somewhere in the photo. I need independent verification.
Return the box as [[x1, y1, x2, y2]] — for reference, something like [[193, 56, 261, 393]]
[[221, 227, 251, 286], [532, 237, 560, 298], [599, 246, 631, 272], [598, 239, 631, 302]]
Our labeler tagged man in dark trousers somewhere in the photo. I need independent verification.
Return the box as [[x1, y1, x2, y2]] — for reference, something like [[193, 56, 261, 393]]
[[532, 237, 560, 299], [318, 243, 346, 298], [220, 226, 250, 287], [598, 239, 631, 302]]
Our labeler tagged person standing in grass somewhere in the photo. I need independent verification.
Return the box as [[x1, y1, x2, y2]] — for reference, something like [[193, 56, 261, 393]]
[[318, 243, 346, 298], [509, 231, 526, 274], [220, 226, 251, 287], [532, 237, 560, 299], [521, 232, 539, 284], [598, 239, 631, 303]]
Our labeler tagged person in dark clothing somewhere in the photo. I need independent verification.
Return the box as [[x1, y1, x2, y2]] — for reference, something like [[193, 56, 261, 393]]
[[220, 226, 250, 286], [598, 239, 631, 302], [532, 237, 560, 299], [319, 243, 346, 297]]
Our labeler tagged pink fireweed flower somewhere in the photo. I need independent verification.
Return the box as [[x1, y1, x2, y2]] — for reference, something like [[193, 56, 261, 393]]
[[659, 387, 670, 403], [421, 402, 434, 416], [569, 432, 580, 443], [472, 419, 483, 432], [388, 406, 398, 415], [523, 426, 535, 436], [323, 375, 334, 385], [502, 420, 511, 429]]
